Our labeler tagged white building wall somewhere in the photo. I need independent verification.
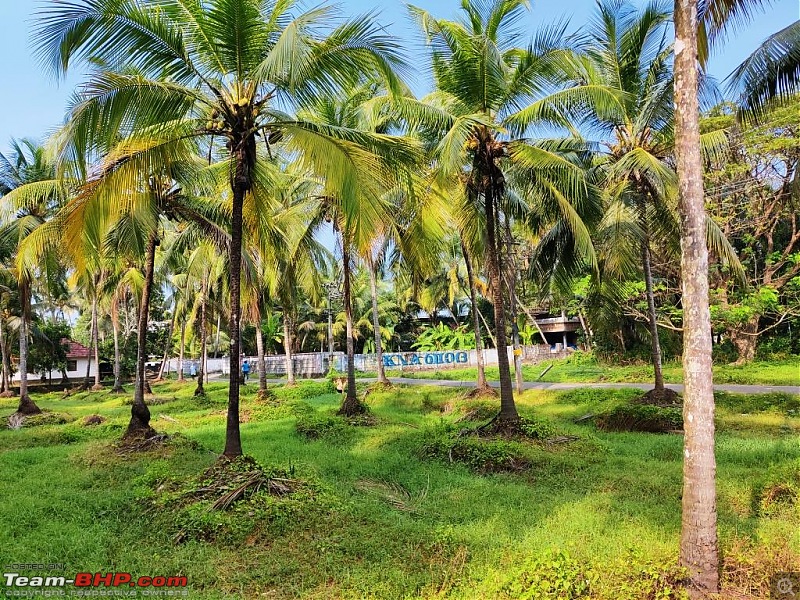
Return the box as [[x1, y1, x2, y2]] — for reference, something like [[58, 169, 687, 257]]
[[12, 357, 97, 382]]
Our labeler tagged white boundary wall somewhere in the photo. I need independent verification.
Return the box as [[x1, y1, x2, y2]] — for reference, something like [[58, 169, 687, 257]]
[[163, 345, 569, 377]]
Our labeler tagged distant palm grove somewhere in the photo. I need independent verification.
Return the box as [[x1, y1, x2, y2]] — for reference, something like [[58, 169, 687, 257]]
[[1, 0, 798, 597]]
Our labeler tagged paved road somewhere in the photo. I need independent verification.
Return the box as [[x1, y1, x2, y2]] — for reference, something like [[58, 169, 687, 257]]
[[381, 378, 800, 395], [223, 373, 799, 395]]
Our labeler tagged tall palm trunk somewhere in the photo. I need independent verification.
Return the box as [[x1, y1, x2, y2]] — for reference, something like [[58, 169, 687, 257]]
[[157, 306, 176, 380], [91, 294, 102, 390], [283, 313, 296, 385], [111, 300, 124, 392], [505, 221, 523, 394], [255, 318, 268, 394], [222, 155, 248, 457], [83, 315, 92, 389], [338, 238, 365, 416], [0, 315, 9, 394], [178, 321, 186, 382], [674, 0, 719, 594], [641, 222, 665, 390], [484, 182, 518, 423], [16, 284, 41, 415], [461, 238, 488, 390], [368, 259, 389, 385], [194, 278, 207, 397], [124, 233, 157, 439]]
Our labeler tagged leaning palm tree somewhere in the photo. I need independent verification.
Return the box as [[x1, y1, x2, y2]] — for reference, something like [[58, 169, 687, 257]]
[[37, 0, 415, 456], [401, 0, 603, 428]]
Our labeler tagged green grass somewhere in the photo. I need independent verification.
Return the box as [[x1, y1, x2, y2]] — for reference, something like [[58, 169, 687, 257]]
[[385, 355, 800, 386], [0, 380, 798, 598]]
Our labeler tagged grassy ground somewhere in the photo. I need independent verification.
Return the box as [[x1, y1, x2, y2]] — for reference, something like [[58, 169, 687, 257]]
[[1, 381, 798, 599], [382, 355, 800, 386]]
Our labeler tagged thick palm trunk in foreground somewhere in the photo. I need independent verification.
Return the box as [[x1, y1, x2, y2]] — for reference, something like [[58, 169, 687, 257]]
[[674, 0, 719, 595], [125, 233, 157, 439], [338, 241, 365, 416]]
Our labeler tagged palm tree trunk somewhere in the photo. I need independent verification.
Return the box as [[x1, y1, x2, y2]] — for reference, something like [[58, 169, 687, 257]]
[[505, 221, 524, 395], [178, 321, 186, 382], [368, 259, 389, 384], [157, 305, 176, 380], [255, 318, 268, 394], [283, 313, 296, 385], [214, 313, 221, 358], [16, 285, 41, 415], [484, 184, 518, 423], [0, 315, 9, 394], [91, 294, 102, 390], [83, 321, 92, 389], [461, 239, 488, 390], [674, 0, 719, 594], [194, 278, 207, 397], [223, 174, 245, 457], [338, 238, 365, 416], [642, 237, 665, 390], [124, 233, 157, 440], [111, 305, 124, 392]]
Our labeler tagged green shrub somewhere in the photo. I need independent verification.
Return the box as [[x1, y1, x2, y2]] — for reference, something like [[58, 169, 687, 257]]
[[610, 562, 688, 599], [519, 417, 557, 440], [416, 424, 531, 473], [252, 399, 315, 421], [715, 391, 800, 416], [421, 391, 448, 413], [595, 404, 682, 433], [504, 550, 595, 599], [20, 411, 73, 427], [295, 413, 350, 443], [453, 400, 497, 422], [273, 380, 336, 402]]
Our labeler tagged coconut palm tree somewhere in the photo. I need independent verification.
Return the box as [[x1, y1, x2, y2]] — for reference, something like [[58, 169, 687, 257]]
[[101, 261, 144, 392], [296, 84, 419, 415], [400, 0, 603, 428], [549, 0, 742, 402], [38, 0, 415, 455], [0, 139, 69, 414], [728, 20, 800, 116], [677, 0, 787, 591]]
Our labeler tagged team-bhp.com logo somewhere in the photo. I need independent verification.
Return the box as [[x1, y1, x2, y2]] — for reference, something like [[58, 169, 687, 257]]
[[4, 572, 187, 591]]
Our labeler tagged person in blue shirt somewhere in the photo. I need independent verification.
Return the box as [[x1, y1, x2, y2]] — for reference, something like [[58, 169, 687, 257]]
[[189, 362, 197, 378], [242, 359, 250, 383]]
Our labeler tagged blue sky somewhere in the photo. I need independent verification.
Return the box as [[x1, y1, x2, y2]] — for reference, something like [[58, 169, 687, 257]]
[[0, 0, 797, 156]]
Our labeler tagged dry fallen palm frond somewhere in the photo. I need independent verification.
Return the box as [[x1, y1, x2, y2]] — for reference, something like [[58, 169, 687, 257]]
[[354, 478, 429, 512]]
